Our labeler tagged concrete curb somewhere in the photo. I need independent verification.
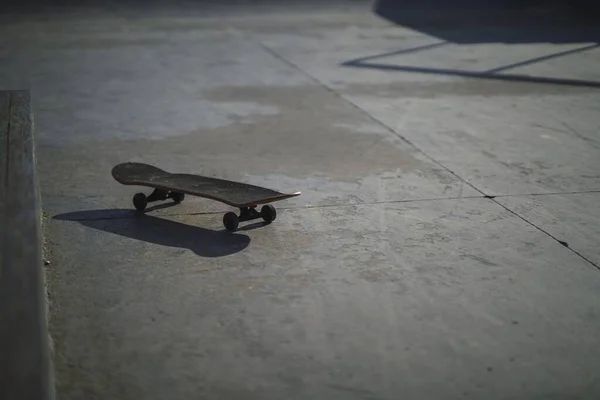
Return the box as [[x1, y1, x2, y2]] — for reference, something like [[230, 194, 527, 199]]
[[0, 90, 55, 400]]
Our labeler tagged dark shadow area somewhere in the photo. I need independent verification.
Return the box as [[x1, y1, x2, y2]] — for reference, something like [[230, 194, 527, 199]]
[[342, 1, 600, 89], [53, 209, 250, 257], [2, 0, 367, 17], [373, 0, 600, 44]]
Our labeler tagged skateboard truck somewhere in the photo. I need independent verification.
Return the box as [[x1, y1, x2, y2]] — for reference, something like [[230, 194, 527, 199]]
[[133, 191, 276, 232], [133, 189, 185, 211], [223, 205, 276, 232], [112, 162, 299, 232]]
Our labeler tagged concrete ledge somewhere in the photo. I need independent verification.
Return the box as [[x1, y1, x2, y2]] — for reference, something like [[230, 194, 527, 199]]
[[0, 90, 54, 400]]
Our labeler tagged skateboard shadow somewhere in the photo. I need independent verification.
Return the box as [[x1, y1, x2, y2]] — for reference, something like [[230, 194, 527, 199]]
[[53, 209, 250, 257]]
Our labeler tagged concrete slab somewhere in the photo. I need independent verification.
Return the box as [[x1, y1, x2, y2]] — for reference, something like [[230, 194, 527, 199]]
[[48, 199, 600, 399], [3, 3, 600, 399], [0, 9, 477, 216], [257, 22, 600, 87], [36, 134, 477, 217], [497, 192, 600, 267], [257, 19, 600, 196], [344, 94, 600, 195], [0, 31, 478, 214]]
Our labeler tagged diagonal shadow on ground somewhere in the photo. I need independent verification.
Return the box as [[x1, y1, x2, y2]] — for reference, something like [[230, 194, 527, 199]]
[[53, 209, 250, 257], [342, 42, 600, 89], [342, 59, 600, 89], [373, 0, 600, 44], [353, 0, 600, 89]]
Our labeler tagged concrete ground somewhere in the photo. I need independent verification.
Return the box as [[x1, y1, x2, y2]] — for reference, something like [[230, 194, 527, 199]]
[[2, 1, 600, 399]]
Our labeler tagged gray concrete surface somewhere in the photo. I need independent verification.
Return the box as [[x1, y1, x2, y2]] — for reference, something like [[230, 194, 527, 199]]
[[2, 1, 600, 399]]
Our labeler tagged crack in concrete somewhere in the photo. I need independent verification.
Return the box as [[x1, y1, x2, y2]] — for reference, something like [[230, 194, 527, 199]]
[[493, 189, 600, 198], [492, 200, 599, 270], [56, 189, 600, 222]]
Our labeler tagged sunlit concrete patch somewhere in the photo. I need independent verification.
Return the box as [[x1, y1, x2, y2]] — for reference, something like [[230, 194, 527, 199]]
[[47, 199, 600, 399], [252, 18, 600, 196], [243, 169, 476, 208], [258, 28, 456, 89], [344, 93, 600, 195], [496, 192, 600, 267], [0, 37, 311, 145], [258, 24, 600, 92], [35, 82, 479, 215]]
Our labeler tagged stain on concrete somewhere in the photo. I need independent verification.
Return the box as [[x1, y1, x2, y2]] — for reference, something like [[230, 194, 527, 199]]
[[462, 254, 499, 267], [36, 84, 435, 194], [197, 85, 427, 180]]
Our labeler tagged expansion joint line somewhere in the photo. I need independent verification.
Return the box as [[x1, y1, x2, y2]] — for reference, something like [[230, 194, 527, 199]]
[[257, 40, 600, 271]]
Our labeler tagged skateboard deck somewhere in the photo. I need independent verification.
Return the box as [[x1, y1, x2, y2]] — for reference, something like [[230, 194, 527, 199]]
[[112, 162, 301, 231]]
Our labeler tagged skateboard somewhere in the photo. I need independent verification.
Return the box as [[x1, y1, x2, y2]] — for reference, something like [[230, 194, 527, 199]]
[[111, 162, 301, 231]]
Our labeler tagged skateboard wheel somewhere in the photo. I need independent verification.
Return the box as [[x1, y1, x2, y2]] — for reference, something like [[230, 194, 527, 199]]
[[171, 192, 185, 203], [223, 212, 239, 232], [261, 204, 276, 223], [133, 193, 148, 211]]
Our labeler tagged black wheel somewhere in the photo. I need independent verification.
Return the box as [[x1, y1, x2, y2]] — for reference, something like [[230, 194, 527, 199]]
[[133, 193, 147, 211], [223, 212, 239, 231], [261, 204, 276, 223], [171, 192, 185, 203]]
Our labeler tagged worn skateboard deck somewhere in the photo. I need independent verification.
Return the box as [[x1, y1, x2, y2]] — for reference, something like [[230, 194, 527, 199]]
[[111, 162, 301, 231]]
